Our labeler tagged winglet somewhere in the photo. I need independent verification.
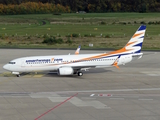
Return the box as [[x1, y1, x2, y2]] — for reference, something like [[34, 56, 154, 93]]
[[75, 45, 81, 55], [113, 63, 120, 69], [112, 56, 120, 69]]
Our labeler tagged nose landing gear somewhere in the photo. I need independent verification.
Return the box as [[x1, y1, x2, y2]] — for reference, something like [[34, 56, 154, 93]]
[[12, 72, 20, 77]]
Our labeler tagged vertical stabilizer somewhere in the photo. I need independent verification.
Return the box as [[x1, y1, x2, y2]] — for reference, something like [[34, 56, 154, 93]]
[[124, 25, 146, 53]]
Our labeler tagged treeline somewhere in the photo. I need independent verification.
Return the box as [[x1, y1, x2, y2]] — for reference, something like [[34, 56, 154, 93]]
[[0, 0, 160, 15], [0, 2, 70, 15]]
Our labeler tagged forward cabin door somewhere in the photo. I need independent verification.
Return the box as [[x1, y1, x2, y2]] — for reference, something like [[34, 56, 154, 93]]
[[21, 59, 26, 67], [20, 59, 27, 72]]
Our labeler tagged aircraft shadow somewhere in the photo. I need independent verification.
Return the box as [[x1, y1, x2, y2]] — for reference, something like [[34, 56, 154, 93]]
[[1, 68, 113, 78], [45, 68, 113, 78]]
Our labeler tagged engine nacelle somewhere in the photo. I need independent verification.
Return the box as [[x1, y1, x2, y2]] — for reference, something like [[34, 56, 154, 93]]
[[58, 67, 74, 75]]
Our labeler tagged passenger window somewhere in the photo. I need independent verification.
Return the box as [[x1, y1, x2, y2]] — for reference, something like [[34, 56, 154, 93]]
[[9, 62, 16, 64]]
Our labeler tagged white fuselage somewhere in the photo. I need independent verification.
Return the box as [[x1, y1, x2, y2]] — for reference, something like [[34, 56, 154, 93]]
[[3, 53, 134, 73]]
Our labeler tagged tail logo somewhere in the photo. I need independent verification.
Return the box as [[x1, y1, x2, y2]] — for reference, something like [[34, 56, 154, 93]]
[[124, 25, 146, 53]]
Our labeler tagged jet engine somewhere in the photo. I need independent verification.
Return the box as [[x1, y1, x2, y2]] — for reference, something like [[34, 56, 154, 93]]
[[58, 67, 74, 75]]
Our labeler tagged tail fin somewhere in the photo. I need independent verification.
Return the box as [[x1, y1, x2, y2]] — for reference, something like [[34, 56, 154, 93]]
[[124, 25, 146, 53], [75, 45, 81, 55]]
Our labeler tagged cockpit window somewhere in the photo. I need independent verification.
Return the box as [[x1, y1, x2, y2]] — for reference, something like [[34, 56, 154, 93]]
[[9, 62, 16, 64]]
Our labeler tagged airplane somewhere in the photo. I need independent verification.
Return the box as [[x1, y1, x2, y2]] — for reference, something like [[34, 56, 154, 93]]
[[3, 25, 146, 77]]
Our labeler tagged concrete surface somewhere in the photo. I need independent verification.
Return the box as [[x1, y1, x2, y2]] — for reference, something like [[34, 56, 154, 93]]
[[0, 49, 160, 120]]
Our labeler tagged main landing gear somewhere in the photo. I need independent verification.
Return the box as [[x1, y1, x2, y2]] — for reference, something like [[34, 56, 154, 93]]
[[74, 70, 83, 76], [77, 71, 83, 76], [16, 74, 20, 77]]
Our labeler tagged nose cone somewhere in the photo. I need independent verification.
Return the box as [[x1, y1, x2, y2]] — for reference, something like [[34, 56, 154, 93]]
[[3, 64, 10, 71]]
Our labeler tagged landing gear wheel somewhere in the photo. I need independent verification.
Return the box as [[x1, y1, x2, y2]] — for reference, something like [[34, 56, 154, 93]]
[[16, 74, 20, 77], [78, 72, 83, 76]]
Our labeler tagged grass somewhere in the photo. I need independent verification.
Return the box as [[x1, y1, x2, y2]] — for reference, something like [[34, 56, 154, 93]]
[[0, 13, 160, 50]]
